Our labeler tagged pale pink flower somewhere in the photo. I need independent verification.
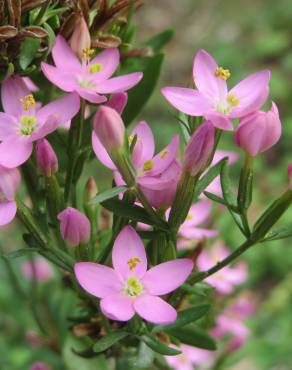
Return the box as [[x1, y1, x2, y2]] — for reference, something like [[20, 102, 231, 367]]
[[0, 75, 80, 168], [21, 257, 53, 282], [36, 139, 58, 177], [165, 344, 213, 370], [58, 207, 91, 247], [93, 120, 180, 209], [41, 35, 142, 103], [197, 243, 247, 294], [0, 165, 21, 226], [235, 102, 281, 156], [75, 226, 193, 323], [162, 49, 270, 131]]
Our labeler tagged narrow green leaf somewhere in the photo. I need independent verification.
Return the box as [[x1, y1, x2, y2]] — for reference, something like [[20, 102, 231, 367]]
[[1, 248, 39, 260], [204, 191, 239, 212], [152, 305, 210, 333], [145, 29, 174, 52], [194, 157, 227, 200], [19, 38, 41, 70], [90, 186, 127, 205], [167, 326, 216, 350], [220, 159, 236, 206], [264, 225, 292, 241], [122, 54, 164, 125], [141, 335, 181, 356], [93, 331, 129, 353]]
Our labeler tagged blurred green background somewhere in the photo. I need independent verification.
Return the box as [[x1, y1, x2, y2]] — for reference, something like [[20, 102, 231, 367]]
[[1, 0, 292, 369]]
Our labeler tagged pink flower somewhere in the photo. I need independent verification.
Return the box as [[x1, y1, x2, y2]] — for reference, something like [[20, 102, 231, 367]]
[[0, 165, 20, 226], [69, 17, 91, 59], [162, 49, 270, 131], [41, 35, 143, 103], [75, 226, 193, 323], [165, 344, 213, 370], [36, 139, 58, 177], [176, 199, 218, 249], [183, 121, 215, 175], [21, 257, 53, 282], [30, 362, 52, 370], [58, 207, 91, 247], [0, 75, 80, 168], [197, 243, 247, 294], [93, 120, 180, 209], [288, 163, 292, 190], [235, 102, 281, 156]]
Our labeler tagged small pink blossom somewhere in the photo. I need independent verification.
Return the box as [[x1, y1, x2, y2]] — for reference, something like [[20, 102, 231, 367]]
[[36, 139, 58, 177], [58, 207, 91, 247], [93, 120, 180, 209], [0, 165, 21, 226], [75, 226, 193, 323], [235, 102, 281, 156], [21, 257, 53, 282], [165, 344, 213, 370], [41, 35, 143, 103], [162, 49, 270, 131], [197, 243, 247, 294], [0, 75, 80, 168], [30, 362, 52, 370]]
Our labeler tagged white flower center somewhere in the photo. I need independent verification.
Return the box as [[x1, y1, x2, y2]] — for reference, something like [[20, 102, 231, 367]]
[[20, 115, 37, 136], [124, 276, 144, 297]]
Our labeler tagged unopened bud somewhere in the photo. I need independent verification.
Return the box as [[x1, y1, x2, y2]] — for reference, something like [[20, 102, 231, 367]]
[[288, 163, 292, 190], [183, 121, 215, 176], [69, 17, 91, 59], [85, 176, 98, 201], [106, 92, 128, 114], [36, 139, 58, 177]]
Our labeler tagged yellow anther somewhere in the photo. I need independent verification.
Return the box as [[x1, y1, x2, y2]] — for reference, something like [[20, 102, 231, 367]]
[[90, 63, 103, 74], [20, 94, 35, 110], [127, 257, 142, 271], [186, 213, 193, 221], [143, 160, 153, 171], [128, 135, 134, 145], [159, 149, 170, 159], [227, 93, 240, 107], [214, 67, 231, 80], [82, 47, 94, 60]]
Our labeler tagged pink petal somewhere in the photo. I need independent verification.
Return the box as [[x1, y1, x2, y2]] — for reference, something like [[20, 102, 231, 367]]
[[75, 86, 107, 104], [22, 77, 39, 92], [1, 75, 30, 116], [260, 101, 281, 152], [112, 226, 147, 280], [0, 200, 17, 226], [212, 150, 238, 166], [184, 199, 212, 227], [142, 259, 193, 295], [91, 48, 120, 81], [131, 121, 155, 167], [205, 111, 233, 131], [52, 35, 81, 71], [161, 87, 211, 116], [180, 227, 218, 240], [41, 63, 77, 92], [0, 113, 18, 140], [144, 135, 179, 176], [193, 49, 228, 101], [106, 92, 128, 114], [229, 70, 270, 118], [92, 132, 116, 170], [134, 295, 177, 324], [0, 166, 21, 200], [100, 293, 135, 321], [0, 136, 33, 168], [74, 262, 121, 298], [95, 72, 143, 94]]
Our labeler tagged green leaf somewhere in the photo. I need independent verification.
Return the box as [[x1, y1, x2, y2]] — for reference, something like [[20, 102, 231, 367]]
[[145, 29, 174, 52], [122, 54, 164, 125], [136, 342, 155, 369], [19, 38, 41, 70], [1, 248, 39, 260], [93, 331, 129, 353], [204, 191, 238, 212], [167, 326, 216, 350], [220, 159, 236, 206], [90, 186, 128, 205], [194, 157, 227, 200], [264, 225, 292, 242], [141, 335, 181, 356], [101, 198, 168, 230], [152, 305, 210, 333]]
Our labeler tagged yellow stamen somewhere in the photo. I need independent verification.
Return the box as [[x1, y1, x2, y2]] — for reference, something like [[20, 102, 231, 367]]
[[128, 135, 134, 145], [159, 149, 170, 159], [20, 94, 35, 110], [127, 257, 142, 271], [227, 93, 240, 107], [214, 67, 231, 80], [90, 63, 103, 74], [143, 160, 153, 171], [186, 213, 193, 220], [82, 47, 94, 60]]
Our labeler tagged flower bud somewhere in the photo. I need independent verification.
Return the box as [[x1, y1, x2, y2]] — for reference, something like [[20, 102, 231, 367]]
[[93, 106, 125, 153], [85, 176, 98, 201], [106, 92, 128, 114], [235, 102, 281, 157], [288, 163, 292, 190], [69, 17, 91, 59], [21, 257, 53, 282], [57, 207, 91, 247], [183, 121, 215, 175], [30, 362, 52, 370], [36, 139, 58, 177]]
